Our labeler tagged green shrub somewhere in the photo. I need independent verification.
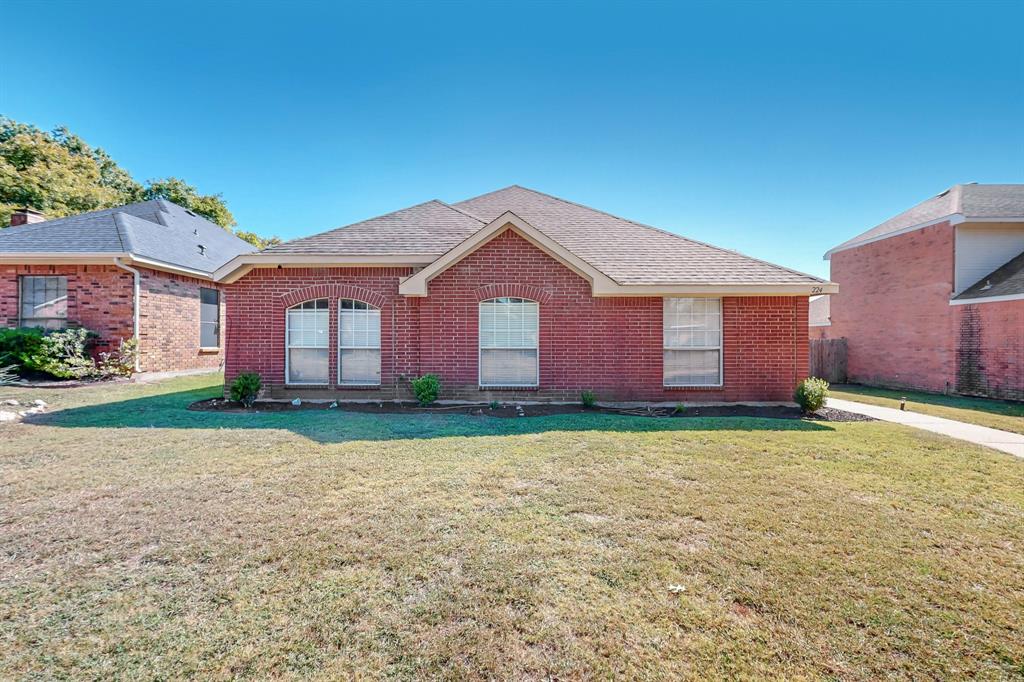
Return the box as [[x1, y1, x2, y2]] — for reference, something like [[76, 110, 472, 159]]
[[581, 390, 596, 408], [24, 328, 99, 379], [795, 377, 830, 413], [230, 372, 262, 407], [411, 374, 441, 406], [673, 403, 686, 415], [0, 327, 45, 371]]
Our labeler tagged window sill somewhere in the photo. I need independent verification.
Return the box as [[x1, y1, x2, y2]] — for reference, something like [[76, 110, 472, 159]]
[[664, 385, 724, 391], [199, 347, 220, 354], [480, 385, 539, 391]]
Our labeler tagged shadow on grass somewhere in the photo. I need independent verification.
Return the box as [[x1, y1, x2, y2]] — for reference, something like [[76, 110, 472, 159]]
[[25, 386, 835, 443]]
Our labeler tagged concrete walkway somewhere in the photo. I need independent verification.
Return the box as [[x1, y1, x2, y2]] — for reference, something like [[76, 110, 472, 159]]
[[827, 398, 1024, 458]]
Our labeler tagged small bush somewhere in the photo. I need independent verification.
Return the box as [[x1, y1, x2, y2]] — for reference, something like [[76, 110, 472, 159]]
[[25, 328, 99, 379], [581, 390, 596, 408], [489, 400, 500, 410], [795, 377, 830, 413], [411, 374, 441, 406], [230, 372, 262, 408], [98, 338, 137, 378], [0, 327, 45, 371], [673, 403, 685, 415]]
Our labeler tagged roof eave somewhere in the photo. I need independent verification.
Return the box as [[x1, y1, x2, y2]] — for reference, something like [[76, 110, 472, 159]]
[[824, 213, 967, 260], [950, 291, 1024, 306], [213, 252, 439, 283], [589, 281, 839, 297], [398, 212, 619, 296]]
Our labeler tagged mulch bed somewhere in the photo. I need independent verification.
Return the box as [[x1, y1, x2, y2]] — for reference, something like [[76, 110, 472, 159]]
[[189, 398, 873, 422], [805, 406, 877, 422]]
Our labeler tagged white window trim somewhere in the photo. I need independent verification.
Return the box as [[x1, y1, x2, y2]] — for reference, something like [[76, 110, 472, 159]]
[[337, 299, 382, 386], [285, 300, 330, 386], [19, 275, 69, 328], [663, 297, 724, 388], [478, 297, 540, 388]]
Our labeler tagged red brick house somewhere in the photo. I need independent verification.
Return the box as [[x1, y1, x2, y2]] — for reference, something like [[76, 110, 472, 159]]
[[217, 186, 834, 402], [0, 200, 255, 373], [817, 183, 1024, 401]]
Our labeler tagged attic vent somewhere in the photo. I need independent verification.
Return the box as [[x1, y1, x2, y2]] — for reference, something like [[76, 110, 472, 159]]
[[198, 244, 206, 256], [186, 210, 197, 217], [193, 229, 198, 235], [981, 280, 992, 291]]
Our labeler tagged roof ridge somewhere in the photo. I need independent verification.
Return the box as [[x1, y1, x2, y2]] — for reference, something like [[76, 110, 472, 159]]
[[111, 212, 136, 253], [435, 200, 486, 223], [265, 199, 464, 251], [506, 185, 828, 283]]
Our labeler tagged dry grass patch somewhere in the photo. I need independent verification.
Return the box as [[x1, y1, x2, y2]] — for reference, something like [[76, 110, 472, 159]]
[[1, 375, 1022, 679]]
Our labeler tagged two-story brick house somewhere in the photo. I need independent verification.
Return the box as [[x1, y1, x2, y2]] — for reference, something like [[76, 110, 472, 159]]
[[817, 184, 1024, 400]]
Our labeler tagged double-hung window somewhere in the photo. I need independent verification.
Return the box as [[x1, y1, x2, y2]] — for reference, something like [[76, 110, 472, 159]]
[[286, 299, 329, 384], [20, 276, 68, 329], [199, 288, 220, 348], [479, 297, 539, 387], [663, 297, 722, 386], [338, 299, 381, 385]]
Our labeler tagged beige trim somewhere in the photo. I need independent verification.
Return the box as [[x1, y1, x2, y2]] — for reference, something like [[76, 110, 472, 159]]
[[0, 252, 130, 265], [214, 253, 437, 283], [399, 212, 620, 296], [125, 256, 214, 280], [0, 253, 215, 281]]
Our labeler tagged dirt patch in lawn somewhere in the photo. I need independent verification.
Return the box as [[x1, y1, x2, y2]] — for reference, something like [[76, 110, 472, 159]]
[[188, 398, 872, 422]]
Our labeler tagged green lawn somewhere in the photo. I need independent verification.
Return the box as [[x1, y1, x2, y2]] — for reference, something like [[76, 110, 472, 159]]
[[1, 375, 1022, 679], [831, 384, 1024, 435]]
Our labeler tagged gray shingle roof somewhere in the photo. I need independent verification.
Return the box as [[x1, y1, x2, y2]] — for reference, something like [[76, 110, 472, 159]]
[[829, 184, 1024, 255], [0, 199, 255, 274], [454, 186, 825, 285], [264, 186, 827, 287], [263, 200, 484, 255], [955, 249, 1024, 301]]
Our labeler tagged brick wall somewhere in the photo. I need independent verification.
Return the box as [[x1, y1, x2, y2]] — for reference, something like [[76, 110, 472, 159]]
[[225, 229, 809, 402], [826, 222, 958, 392], [137, 267, 226, 373], [955, 300, 1024, 401], [825, 221, 1024, 401], [0, 264, 134, 356], [1, 263, 225, 373]]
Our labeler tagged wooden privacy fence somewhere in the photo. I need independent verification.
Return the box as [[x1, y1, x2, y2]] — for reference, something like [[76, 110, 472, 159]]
[[809, 338, 847, 383]]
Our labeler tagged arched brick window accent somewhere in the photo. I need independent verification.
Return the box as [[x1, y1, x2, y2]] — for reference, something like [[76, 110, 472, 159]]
[[280, 284, 387, 310], [473, 283, 552, 304]]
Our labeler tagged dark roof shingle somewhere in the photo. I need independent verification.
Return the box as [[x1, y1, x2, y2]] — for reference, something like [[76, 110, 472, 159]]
[[0, 199, 255, 274], [955, 249, 1024, 301]]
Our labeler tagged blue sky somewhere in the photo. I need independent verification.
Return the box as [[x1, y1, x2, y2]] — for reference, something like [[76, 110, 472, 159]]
[[2, 1, 1021, 278]]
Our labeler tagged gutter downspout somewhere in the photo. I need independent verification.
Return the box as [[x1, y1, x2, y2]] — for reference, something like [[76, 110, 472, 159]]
[[113, 257, 142, 373]]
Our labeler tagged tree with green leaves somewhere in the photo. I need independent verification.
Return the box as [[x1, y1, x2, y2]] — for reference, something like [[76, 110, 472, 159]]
[[0, 116, 279, 247]]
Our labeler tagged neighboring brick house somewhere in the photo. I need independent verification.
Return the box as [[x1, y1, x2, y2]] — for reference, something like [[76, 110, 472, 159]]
[[818, 184, 1024, 401], [0, 200, 254, 374], [218, 186, 834, 402]]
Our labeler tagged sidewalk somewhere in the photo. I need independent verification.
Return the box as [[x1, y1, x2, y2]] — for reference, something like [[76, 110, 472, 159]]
[[827, 398, 1024, 459]]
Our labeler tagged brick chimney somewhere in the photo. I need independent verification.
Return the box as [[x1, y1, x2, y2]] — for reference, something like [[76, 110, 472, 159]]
[[9, 208, 46, 227]]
